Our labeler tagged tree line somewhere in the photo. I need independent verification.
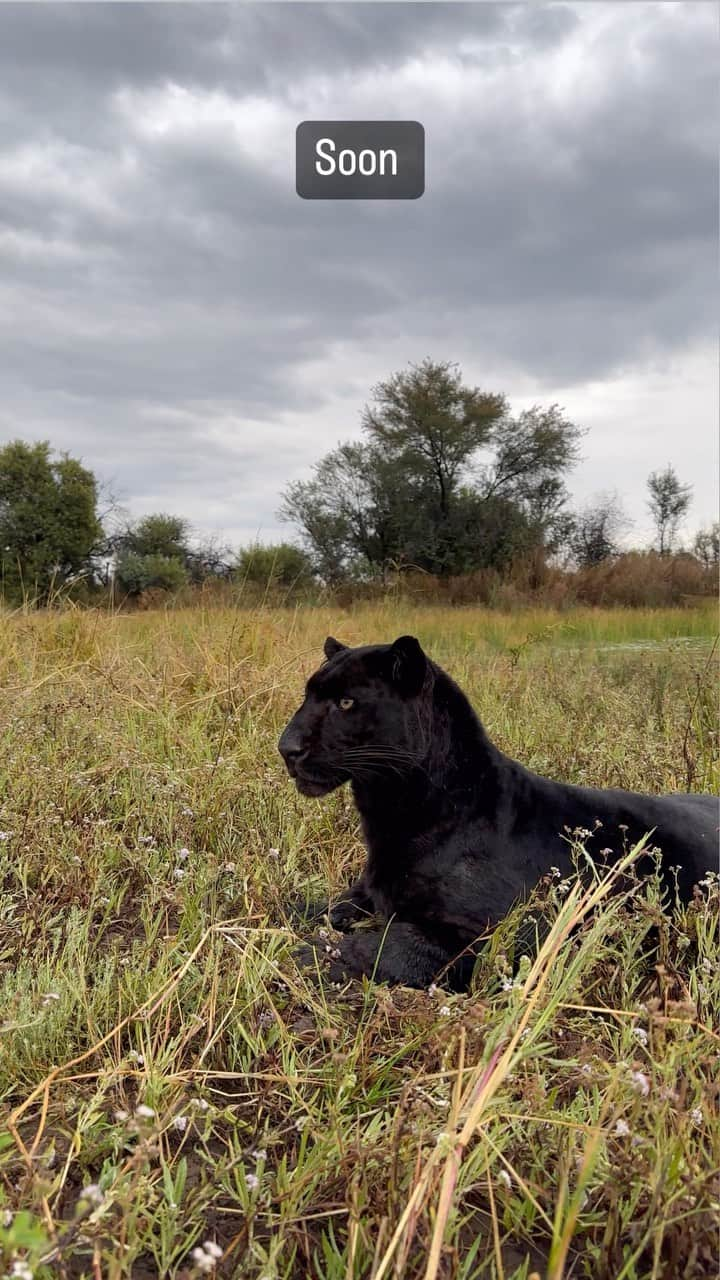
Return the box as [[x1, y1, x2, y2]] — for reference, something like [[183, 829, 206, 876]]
[[0, 360, 716, 606]]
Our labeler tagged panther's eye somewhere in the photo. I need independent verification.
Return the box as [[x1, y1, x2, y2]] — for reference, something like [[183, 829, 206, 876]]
[[338, 697, 355, 711]]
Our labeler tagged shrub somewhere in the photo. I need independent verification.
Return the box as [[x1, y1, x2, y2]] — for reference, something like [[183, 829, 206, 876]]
[[234, 543, 316, 589], [114, 552, 188, 598]]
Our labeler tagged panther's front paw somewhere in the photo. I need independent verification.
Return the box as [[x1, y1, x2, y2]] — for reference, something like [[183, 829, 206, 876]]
[[293, 937, 349, 985], [328, 897, 371, 931], [326, 931, 381, 983]]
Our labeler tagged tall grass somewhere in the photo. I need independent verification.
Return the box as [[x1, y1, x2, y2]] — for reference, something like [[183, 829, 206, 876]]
[[0, 604, 717, 1279]]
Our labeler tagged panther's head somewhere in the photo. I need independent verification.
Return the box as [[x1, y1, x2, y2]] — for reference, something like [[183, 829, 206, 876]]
[[278, 635, 431, 796]]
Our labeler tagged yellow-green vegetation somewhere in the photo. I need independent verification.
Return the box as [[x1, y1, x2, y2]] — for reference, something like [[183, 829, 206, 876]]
[[0, 603, 718, 1280]]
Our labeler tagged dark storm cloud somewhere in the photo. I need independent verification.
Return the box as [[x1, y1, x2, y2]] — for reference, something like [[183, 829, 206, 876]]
[[0, 3, 715, 539]]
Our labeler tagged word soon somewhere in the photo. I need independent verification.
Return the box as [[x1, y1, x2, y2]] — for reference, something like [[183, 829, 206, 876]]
[[315, 139, 398, 178], [296, 120, 424, 200]]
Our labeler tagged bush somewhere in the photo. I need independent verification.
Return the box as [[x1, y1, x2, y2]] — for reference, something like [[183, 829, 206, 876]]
[[234, 543, 316, 590], [114, 552, 188, 598]]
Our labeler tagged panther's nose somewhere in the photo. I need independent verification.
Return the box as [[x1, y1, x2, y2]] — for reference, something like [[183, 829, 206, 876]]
[[278, 730, 306, 769]]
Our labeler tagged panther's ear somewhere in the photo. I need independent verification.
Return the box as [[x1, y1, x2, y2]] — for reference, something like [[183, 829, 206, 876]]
[[323, 636, 347, 661], [389, 635, 426, 695]]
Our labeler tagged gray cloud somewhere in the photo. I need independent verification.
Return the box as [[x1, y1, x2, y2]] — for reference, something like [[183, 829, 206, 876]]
[[0, 2, 716, 543]]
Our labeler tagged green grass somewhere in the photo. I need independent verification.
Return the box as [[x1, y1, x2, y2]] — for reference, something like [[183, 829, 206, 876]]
[[0, 603, 718, 1279]]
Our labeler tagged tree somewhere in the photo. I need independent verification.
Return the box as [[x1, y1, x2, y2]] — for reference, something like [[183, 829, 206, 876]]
[[121, 514, 191, 560], [0, 440, 101, 604], [280, 360, 583, 581], [566, 493, 631, 568], [481, 404, 583, 540], [280, 442, 412, 583], [235, 542, 316, 589], [362, 359, 507, 521], [113, 513, 191, 598], [647, 466, 692, 555], [691, 523, 719, 571], [113, 551, 188, 597]]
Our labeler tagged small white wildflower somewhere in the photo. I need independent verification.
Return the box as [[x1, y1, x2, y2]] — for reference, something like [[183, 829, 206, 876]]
[[181, 806, 194, 817], [203, 1241, 223, 1260], [632, 1026, 649, 1046], [138, 835, 155, 845], [177, 847, 191, 861], [631, 1071, 650, 1098], [549, 866, 561, 879], [223, 862, 236, 873], [127, 1050, 144, 1066], [2, 1209, 13, 1227], [500, 979, 513, 992], [173, 867, 186, 881], [580, 1063, 593, 1077], [10, 1263, 33, 1280], [173, 1115, 188, 1132], [268, 847, 280, 858], [497, 1168, 512, 1190], [114, 1109, 129, 1123], [677, 934, 691, 950], [701, 958, 713, 973], [0, 831, 13, 841], [251, 1148, 267, 1161], [245, 1172, 259, 1191], [135, 1104, 155, 1120], [258, 1009, 275, 1027], [690, 1106, 703, 1125], [190, 1246, 216, 1274], [295, 1115, 308, 1131], [72, 855, 82, 865], [42, 992, 60, 1004], [615, 1119, 631, 1137], [439, 1005, 452, 1017], [190, 1098, 210, 1113], [557, 879, 572, 897], [79, 1183, 104, 1208], [427, 983, 439, 996]]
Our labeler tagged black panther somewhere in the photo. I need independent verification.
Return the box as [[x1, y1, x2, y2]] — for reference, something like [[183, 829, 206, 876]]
[[278, 635, 718, 989]]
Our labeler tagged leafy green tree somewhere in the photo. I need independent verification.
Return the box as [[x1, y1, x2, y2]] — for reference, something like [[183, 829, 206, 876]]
[[235, 542, 315, 588], [113, 513, 192, 597], [481, 404, 583, 536], [362, 359, 507, 520], [122, 514, 190, 560], [0, 440, 101, 604], [113, 551, 188, 597], [647, 466, 692, 555], [281, 361, 582, 580], [280, 443, 401, 583]]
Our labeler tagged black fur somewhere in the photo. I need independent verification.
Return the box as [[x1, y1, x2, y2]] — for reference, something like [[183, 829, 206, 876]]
[[278, 636, 718, 989]]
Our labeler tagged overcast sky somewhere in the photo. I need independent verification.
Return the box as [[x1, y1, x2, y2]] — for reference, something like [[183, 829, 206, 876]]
[[1, 2, 717, 551]]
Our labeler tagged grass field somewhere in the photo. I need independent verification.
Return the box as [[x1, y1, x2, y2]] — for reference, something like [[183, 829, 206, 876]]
[[0, 602, 718, 1280]]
